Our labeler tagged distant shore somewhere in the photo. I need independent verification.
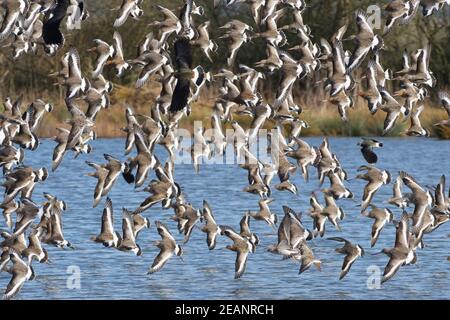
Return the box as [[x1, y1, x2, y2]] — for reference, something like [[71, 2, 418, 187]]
[[4, 83, 450, 140]]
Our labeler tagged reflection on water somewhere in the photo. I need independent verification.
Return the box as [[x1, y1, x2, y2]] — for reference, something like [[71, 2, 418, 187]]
[[0, 137, 449, 300]]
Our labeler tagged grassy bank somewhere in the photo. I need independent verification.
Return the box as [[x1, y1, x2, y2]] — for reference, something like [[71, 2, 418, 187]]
[[3, 82, 450, 139]]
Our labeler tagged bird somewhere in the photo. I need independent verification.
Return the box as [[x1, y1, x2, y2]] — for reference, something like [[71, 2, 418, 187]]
[[0, 0, 27, 42], [298, 241, 322, 274], [63, 48, 89, 100], [117, 209, 142, 256], [22, 228, 50, 265], [379, 87, 407, 135], [148, 221, 183, 274], [148, 5, 182, 44], [129, 51, 169, 88], [405, 105, 429, 137], [66, 0, 89, 30], [328, 237, 364, 280], [88, 38, 114, 79], [346, 9, 383, 72], [267, 207, 302, 258], [2, 249, 35, 300], [131, 210, 150, 238], [247, 198, 277, 228], [1, 200, 18, 229], [383, 0, 411, 34], [169, 37, 205, 113], [174, 201, 200, 244], [220, 27, 252, 67], [239, 213, 260, 247], [375, 212, 417, 284], [114, 0, 143, 28], [46, 206, 73, 249], [190, 21, 217, 62], [24, 100, 54, 133], [327, 40, 351, 97], [200, 200, 221, 250], [434, 91, 450, 127], [356, 165, 391, 211], [9, 199, 43, 239], [101, 154, 129, 197], [134, 161, 179, 213], [2, 168, 47, 205], [285, 138, 317, 182], [308, 192, 327, 238], [321, 191, 346, 231], [362, 205, 394, 247], [107, 31, 131, 77], [358, 61, 383, 114], [388, 176, 409, 209], [220, 225, 255, 279], [91, 197, 120, 248], [86, 161, 109, 208], [357, 138, 383, 164], [400, 171, 433, 228], [282, 205, 315, 246], [42, 0, 71, 50], [430, 175, 450, 215], [321, 170, 353, 200], [125, 126, 157, 188]]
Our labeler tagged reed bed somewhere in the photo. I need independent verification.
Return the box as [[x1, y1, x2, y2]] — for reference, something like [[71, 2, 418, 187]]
[[3, 81, 449, 139]]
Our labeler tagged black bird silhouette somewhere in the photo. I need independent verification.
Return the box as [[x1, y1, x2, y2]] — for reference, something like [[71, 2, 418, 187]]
[[357, 138, 383, 164], [43, 0, 71, 47], [169, 37, 205, 113]]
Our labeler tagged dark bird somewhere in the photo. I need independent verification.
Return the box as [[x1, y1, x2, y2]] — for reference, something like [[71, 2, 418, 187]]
[[357, 138, 383, 164], [42, 0, 71, 49], [169, 37, 205, 113]]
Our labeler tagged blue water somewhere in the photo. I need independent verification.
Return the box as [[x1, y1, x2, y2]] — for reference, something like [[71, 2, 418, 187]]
[[1, 137, 449, 300]]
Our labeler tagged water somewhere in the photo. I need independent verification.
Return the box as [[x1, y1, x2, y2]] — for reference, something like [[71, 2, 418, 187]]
[[1, 137, 449, 300]]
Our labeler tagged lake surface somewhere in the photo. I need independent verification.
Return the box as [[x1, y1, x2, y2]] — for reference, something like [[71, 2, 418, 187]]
[[1, 137, 449, 300]]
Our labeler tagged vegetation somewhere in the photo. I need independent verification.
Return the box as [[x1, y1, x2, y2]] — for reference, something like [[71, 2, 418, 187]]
[[0, 0, 449, 138]]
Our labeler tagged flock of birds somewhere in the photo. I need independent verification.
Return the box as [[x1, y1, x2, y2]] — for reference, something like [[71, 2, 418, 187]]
[[0, 0, 449, 300]]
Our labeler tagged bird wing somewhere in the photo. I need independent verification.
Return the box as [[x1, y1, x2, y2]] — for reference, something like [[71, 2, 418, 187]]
[[332, 40, 347, 75], [3, 270, 27, 300], [101, 197, 114, 235], [113, 31, 125, 59], [394, 212, 410, 249], [438, 91, 450, 117], [155, 221, 176, 243], [156, 5, 179, 22], [148, 248, 173, 274], [393, 176, 403, 198], [400, 171, 424, 193], [435, 175, 446, 206], [121, 209, 136, 244], [361, 145, 378, 164], [382, 256, 404, 283], [68, 47, 83, 80], [114, 0, 135, 27], [174, 37, 193, 69], [340, 253, 358, 280], [234, 249, 249, 279], [169, 77, 190, 112]]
